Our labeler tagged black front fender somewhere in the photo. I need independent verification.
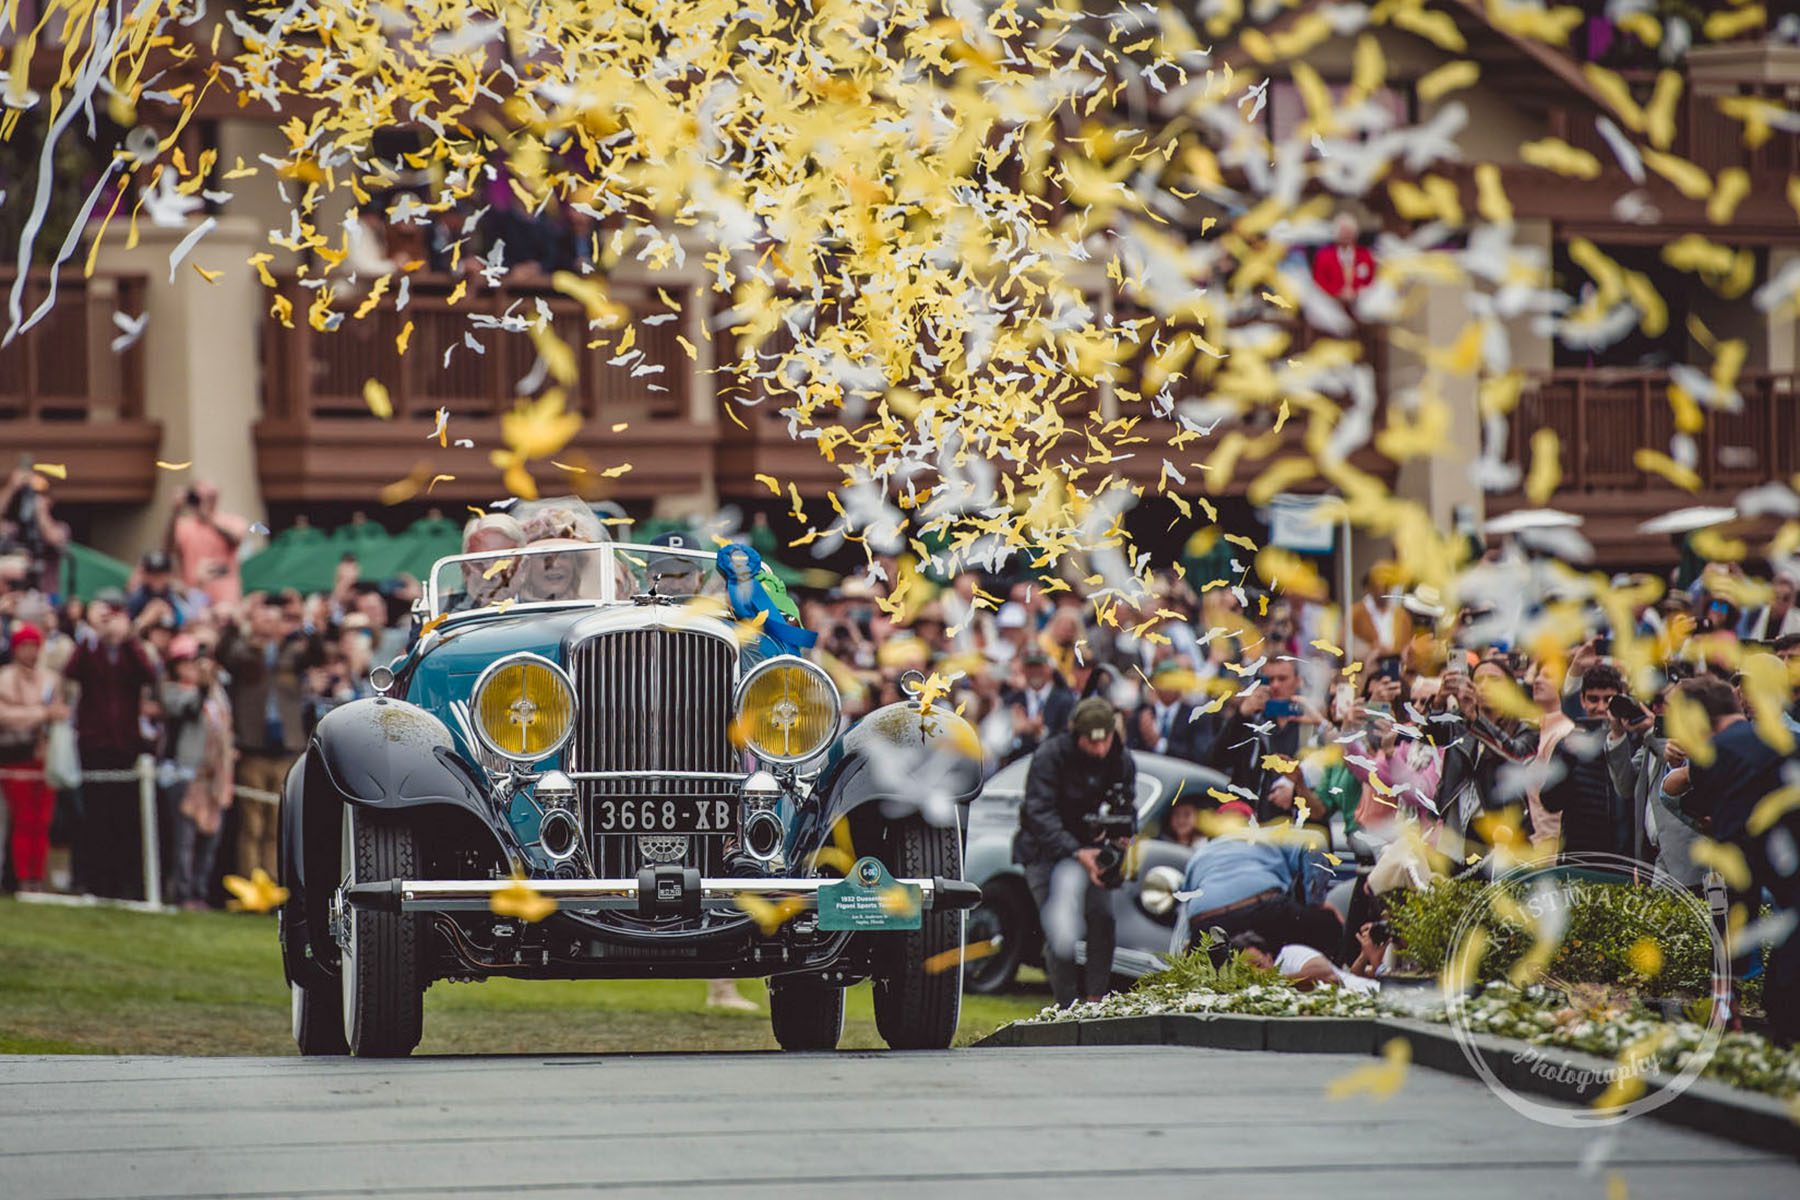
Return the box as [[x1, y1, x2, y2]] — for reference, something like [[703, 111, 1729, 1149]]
[[312, 698, 484, 808], [790, 702, 984, 858], [307, 699, 511, 877]]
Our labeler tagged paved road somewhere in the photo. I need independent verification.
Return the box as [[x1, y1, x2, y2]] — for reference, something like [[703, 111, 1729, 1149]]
[[0, 1046, 1793, 1199]]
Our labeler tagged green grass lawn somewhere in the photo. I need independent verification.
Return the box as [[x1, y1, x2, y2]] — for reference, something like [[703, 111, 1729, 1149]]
[[0, 898, 1048, 1055]]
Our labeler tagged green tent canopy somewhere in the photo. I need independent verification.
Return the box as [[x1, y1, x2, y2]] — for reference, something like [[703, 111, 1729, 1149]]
[[60, 542, 130, 601], [389, 514, 463, 584], [239, 514, 466, 595], [239, 523, 335, 595]]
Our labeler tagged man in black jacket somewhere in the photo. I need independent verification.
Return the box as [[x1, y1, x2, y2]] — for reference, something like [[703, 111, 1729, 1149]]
[[1542, 663, 1630, 860], [1013, 696, 1137, 1007], [1129, 660, 1220, 763]]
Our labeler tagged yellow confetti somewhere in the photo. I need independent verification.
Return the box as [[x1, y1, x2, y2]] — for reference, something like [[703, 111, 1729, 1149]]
[[31, 463, 66, 480], [223, 868, 289, 913], [154, 460, 193, 471], [1524, 429, 1561, 506], [426, 474, 455, 493], [1441, 927, 1489, 995], [396, 320, 414, 355], [925, 938, 999, 975], [363, 379, 393, 420], [1643, 149, 1711, 200], [1703, 5, 1767, 42], [1519, 138, 1601, 179], [192, 263, 222, 283], [1325, 1038, 1410, 1101], [1473, 163, 1512, 226], [735, 892, 806, 935], [1707, 168, 1751, 225], [1633, 448, 1700, 492], [1416, 60, 1478, 104], [490, 878, 558, 923]]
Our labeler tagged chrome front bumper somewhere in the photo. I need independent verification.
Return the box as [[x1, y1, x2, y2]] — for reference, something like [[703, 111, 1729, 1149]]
[[344, 874, 982, 916]]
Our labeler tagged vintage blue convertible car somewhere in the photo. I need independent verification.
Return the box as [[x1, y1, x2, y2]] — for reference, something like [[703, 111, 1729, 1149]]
[[279, 531, 983, 1056]]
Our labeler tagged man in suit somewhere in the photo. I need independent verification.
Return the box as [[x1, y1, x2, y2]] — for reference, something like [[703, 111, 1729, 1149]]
[[1001, 647, 1075, 765], [1311, 213, 1375, 301], [1130, 661, 1219, 763]]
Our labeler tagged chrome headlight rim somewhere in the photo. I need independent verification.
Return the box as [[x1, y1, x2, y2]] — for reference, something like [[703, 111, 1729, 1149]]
[[470, 651, 578, 766], [733, 655, 841, 766]]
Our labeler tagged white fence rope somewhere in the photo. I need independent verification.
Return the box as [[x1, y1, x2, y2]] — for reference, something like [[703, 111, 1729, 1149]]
[[0, 759, 281, 910]]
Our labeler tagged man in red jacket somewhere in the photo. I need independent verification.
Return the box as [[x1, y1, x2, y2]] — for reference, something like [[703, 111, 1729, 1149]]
[[1312, 213, 1375, 300]]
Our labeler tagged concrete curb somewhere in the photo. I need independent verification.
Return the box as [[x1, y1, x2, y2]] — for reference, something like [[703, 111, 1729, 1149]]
[[976, 1013, 1798, 1158]]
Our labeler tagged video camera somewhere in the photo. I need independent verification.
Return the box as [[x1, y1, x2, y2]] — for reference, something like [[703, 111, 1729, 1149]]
[[1083, 781, 1138, 888]]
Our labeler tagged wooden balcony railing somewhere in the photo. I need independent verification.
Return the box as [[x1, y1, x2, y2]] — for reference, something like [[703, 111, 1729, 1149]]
[[263, 274, 692, 427], [257, 272, 716, 502], [0, 268, 160, 503], [1552, 82, 1799, 180], [0, 269, 147, 423], [1504, 369, 1800, 493]]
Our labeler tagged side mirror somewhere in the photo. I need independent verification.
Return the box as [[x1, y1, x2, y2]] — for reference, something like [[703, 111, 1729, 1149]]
[[369, 665, 395, 696]]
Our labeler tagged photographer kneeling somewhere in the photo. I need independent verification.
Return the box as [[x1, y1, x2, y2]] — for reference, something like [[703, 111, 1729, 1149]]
[[1012, 697, 1137, 1007]]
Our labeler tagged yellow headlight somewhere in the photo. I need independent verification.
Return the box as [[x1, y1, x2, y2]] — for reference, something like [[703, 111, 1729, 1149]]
[[472, 654, 577, 763], [736, 658, 840, 764]]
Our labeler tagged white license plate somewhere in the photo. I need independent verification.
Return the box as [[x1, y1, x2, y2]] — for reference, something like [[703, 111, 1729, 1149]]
[[592, 797, 736, 834]]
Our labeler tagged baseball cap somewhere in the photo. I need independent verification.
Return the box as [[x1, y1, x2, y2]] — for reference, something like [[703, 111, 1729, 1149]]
[[646, 530, 703, 573], [1021, 646, 1051, 666], [1069, 696, 1117, 740], [10, 623, 44, 651], [141, 550, 172, 573], [996, 602, 1028, 630]]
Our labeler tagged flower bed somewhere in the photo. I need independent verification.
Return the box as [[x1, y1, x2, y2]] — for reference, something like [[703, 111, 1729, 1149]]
[[1025, 951, 1800, 1100]]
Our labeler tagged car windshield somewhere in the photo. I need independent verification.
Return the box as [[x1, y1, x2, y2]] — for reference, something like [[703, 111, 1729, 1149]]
[[428, 542, 725, 617]]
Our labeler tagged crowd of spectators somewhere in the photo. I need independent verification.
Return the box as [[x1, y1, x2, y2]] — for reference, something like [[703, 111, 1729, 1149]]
[[0, 477, 420, 905], [2, 468, 1796, 1042], [815, 540, 1799, 1039]]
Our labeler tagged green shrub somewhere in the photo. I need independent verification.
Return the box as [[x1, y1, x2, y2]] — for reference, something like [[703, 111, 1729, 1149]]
[[1387, 875, 1718, 998], [1135, 932, 1281, 997]]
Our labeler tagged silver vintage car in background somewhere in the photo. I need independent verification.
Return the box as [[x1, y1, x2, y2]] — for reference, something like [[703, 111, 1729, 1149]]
[[962, 750, 1229, 993]]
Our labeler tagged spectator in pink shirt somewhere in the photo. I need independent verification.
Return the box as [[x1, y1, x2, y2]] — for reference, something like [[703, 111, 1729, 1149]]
[[1342, 705, 1444, 835], [167, 482, 250, 607]]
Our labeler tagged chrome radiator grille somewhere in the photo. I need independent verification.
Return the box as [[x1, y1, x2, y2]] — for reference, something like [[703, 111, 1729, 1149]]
[[566, 628, 739, 877]]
